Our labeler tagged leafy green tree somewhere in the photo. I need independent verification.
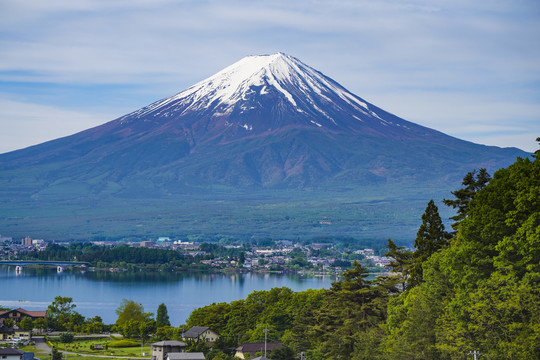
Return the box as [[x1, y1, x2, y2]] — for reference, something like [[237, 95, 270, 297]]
[[437, 270, 540, 359], [155, 325, 178, 340], [140, 319, 156, 348], [270, 345, 295, 360], [47, 296, 83, 331], [84, 316, 104, 334], [435, 145, 540, 358], [383, 251, 450, 360], [3, 318, 14, 328], [247, 324, 279, 343], [115, 299, 152, 327], [19, 317, 34, 332], [186, 339, 210, 353], [122, 319, 141, 338], [66, 312, 85, 332], [33, 318, 48, 333], [410, 200, 450, 287], [443, 168, 491, 232], [209, 352, 235, 360], [156, 303, 170, 327], [211, 335, 241, 357]]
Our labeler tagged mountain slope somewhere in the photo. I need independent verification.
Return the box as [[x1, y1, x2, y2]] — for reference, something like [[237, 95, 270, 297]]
[[0, 53, 528, 240]]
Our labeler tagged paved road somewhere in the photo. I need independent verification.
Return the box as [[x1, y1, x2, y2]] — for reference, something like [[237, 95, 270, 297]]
[[33, 336, 51, 353]]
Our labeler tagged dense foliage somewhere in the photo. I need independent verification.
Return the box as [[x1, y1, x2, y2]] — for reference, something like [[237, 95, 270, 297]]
[[22, 242, 201, 269], [384, 147, 540, 359], [181, 145, 539, 359]]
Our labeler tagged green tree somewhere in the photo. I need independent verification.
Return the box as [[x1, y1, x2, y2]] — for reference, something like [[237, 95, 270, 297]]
[[384, 239, 413, 292], [410, 200, 450, 287], [19, 317, 34, 332], [270, 345, 295, 360], [443, 168, 491, 232], [156, 303, 170, 327], [122, 319, 141, 338], [47, 296, 82, 331], [435, 145, 540, 358], [314, 262, 388, 359], [84, 316, 104, 334], [33, 318, 48, 333], [59, 332, 74, 344], [140, 319, 156, 349], [186, 338, 210, 353], [115, 299, 152, 328], [51, 348, 62, 360], [3, 318, 14, 328], [437, 270, 540, 359], [383, 251, 451, 360]]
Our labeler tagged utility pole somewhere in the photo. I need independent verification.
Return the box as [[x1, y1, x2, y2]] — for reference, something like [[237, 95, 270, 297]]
[[468, 350, 481, 360], [263, 326, 269, 358]]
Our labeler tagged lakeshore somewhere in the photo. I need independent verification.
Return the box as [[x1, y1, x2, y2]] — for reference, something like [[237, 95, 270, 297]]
[[0, 265, 337, 326]]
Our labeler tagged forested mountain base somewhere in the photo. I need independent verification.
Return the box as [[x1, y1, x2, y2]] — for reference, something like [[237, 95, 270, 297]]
[[185, 142, 540, 359]]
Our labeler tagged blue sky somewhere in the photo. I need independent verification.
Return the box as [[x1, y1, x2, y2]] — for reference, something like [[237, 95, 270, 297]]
[[1, 0, 539, 153]]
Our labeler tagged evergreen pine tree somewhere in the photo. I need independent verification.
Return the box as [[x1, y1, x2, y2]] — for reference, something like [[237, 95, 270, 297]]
[[156, 303, 170, 328], [443, 168, 491, 232], [384, 239, 413, 292], [410, 200, 450, 286]]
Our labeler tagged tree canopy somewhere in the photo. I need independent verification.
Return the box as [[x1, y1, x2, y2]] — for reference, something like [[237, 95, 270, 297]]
[[179, 142, 540, 359], [156, 303, 170, 328]]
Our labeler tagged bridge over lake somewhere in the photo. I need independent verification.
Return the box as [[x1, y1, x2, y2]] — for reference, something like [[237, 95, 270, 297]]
[[0, 260, 90, 272]]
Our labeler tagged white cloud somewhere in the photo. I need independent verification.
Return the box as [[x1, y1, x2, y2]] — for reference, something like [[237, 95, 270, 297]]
[[0, 0, 538, 153], [0, 99, 109, 154]]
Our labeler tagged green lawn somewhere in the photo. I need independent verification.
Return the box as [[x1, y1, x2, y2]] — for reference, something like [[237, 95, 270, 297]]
[[24, 337, 152, 359], [18, 344, 50, 359]]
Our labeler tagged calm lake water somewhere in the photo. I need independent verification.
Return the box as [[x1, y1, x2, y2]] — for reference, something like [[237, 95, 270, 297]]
[[0, 266, 336, 326]]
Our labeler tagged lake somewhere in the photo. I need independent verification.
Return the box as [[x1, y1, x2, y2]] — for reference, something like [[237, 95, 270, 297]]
[[0, 266, 337, 325]]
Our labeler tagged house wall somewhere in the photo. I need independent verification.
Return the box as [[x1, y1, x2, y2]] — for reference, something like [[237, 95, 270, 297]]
[[201, 330, 219, 342]]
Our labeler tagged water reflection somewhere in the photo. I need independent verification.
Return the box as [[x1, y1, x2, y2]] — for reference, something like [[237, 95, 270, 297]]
[[0, 265, 338, 325], [0, 265, 339, 284]]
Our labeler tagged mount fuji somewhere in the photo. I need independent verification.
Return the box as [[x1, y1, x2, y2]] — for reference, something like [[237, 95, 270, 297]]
[[0, 53, 528, 240]]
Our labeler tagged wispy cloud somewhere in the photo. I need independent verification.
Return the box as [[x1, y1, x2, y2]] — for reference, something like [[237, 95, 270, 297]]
[[0, 98, 110, 153], [0, 0, 539, 152]]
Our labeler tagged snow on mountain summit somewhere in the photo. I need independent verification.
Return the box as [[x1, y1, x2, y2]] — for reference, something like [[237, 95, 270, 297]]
[[117, 52, 417, 138]]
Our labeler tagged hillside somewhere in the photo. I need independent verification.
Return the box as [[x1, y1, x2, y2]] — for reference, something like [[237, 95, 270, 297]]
[[0, 53, 528, 241]]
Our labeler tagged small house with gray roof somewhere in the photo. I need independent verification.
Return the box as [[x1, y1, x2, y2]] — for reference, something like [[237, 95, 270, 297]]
[[151, 340, 187, 360], [182, 326, 219, 344]]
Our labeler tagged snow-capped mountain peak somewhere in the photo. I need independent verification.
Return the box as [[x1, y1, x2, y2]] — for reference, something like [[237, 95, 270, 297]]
[[116, 52, 420, 140]]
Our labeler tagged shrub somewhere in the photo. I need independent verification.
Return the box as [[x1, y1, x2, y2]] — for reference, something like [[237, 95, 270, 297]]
[[108, 340, 140, 348]]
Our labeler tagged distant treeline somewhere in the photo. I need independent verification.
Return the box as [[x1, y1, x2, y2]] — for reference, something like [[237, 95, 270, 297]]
[[22, 243, 200, 268]]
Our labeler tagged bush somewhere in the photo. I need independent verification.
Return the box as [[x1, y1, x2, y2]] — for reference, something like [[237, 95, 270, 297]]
[[108, 340, 140, 348]]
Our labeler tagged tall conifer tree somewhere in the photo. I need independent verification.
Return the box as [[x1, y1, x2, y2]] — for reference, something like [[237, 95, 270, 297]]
[[385, 239, 413, 292], [410, 200, 450, 286], [443, 168, 491, 232], [156, 303, 170, 327]]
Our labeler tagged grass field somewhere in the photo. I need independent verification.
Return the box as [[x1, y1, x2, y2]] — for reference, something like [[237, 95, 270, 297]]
[[19, 337, 152, 360]]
